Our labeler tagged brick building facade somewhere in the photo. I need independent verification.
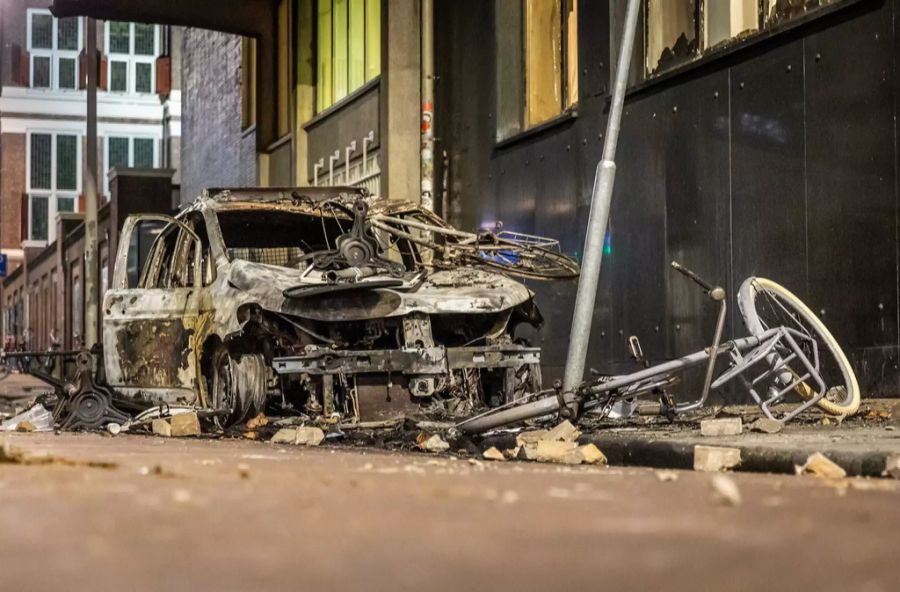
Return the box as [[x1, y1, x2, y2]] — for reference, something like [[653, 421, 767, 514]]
[[180, 29, 256, 203], [0, 0, 182, 347]]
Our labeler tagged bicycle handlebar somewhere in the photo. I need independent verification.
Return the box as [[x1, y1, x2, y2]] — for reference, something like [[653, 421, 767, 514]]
[[671, 261, 713, 291]]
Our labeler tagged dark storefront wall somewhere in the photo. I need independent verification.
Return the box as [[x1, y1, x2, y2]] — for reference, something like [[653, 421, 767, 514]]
[[436, 0, 900, 400]]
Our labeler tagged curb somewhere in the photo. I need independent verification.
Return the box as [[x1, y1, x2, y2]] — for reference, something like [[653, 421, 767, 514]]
[[581, 434, 892, 478]]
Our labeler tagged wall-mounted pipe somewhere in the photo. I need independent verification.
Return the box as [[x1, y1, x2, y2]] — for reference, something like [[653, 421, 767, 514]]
[[328, 150, 340, 186], [362, 131, 375, 176], [345, 141, 357, 184], [313, 158, 324, 187]]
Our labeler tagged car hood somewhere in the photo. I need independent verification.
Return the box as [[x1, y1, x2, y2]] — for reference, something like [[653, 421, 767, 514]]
[[225, 259, 534, 322]]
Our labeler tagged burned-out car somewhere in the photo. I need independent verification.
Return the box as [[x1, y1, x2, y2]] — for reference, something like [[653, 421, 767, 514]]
[[103, 187, 578, 424]]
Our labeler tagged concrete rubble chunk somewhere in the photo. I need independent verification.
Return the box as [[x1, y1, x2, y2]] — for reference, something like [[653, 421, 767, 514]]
[[748, 418, 783, 434], [535, 440, 581, 464], [16, 421, 36, 433], [710, 474, 743, 506], [246, 413, 268, 430], [416, 433, 450, 453], [545, 420, 581, 442], [578, 443, 608, 466], [883, 454, 900, 479], [483, 447, 506, 462], [170, 412, 201, 437], [151, 419, 172, 437], [796, 452, 846, 479], [515, 429, 549, 448], [700, 418, 742, 437], [271, 426, 326, 446], [655, 470, 679, 482], [694, 445, 742, 472]]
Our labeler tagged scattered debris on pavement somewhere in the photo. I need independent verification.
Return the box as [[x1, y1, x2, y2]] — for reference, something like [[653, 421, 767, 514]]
[[152, 419, 173, 437], [882, 454, 900, 479], [796, 452, 846, 479], [417, 433, 451, 453], [710, 474, 743, 506], [700, 418, 742, 437], [171, 413, 202, 437], [747, 418, 783, 434], [655, 470, 679, 482], [483, 447, 505, 461], [271, 426, 326, 446], [0, 439, 117, 469], [694, 445, 742, 472], [0, 404, 53, 433]]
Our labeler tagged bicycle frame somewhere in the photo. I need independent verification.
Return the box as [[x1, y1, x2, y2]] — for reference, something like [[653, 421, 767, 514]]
[[457, 264, 833, 434]]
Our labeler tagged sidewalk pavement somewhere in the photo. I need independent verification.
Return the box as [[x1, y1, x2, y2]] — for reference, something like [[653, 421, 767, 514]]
[[0, 372, 55, 416], [4, 368, 899, 477], [480, 400, 900, 478], [578, 400, 900, 478]]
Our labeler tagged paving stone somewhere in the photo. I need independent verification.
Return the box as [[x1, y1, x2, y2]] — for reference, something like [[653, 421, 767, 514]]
[[483, 447, 506, 461], [796, 452, 846, 479], [700, 418, 742, 437], [151, 419, 172, 437], [170, 413, 201, 437], [694, 445, 742, 472], [545, 420, 581, 442], [748, 418, 783, 434]]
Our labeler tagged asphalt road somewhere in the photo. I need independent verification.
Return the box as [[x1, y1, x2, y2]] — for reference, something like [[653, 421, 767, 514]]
[[0, 432, 897, 592]]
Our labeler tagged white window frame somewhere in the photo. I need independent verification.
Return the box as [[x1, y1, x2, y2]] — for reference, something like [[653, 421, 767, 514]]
[[27, 9, 83, 91], [103, 135, 160, 198], [26, 131, 82, 245], [104, 22, 160, 95]]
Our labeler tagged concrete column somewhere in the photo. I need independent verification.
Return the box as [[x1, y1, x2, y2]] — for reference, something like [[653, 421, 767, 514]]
[[295, 0, 315, 184], [382, 0, 421, 202]]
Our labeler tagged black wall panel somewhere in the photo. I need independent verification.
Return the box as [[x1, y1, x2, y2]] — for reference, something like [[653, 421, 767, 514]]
[[805, 6, 898, 395], [663, 72, 733, 358], [435, 0, 900, 399], [607, 98, 669, 369], [730, 43, 808, 302]]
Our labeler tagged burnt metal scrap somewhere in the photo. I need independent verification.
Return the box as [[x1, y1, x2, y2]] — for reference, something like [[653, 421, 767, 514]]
[[8, 186, 579, 432]]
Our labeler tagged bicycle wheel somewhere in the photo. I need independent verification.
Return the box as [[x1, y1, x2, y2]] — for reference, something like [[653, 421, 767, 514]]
[[737, 277, 860, 417]]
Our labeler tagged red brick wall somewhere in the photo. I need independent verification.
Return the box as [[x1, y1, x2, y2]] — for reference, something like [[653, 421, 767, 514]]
[[1, 133, 26, 250]]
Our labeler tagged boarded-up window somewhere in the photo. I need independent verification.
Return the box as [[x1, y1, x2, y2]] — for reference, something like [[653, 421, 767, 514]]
[[496, 0, 579, 141], [645, 0, 854, 78], [646, 0, 697, 76], [707, 0, 759, 48]]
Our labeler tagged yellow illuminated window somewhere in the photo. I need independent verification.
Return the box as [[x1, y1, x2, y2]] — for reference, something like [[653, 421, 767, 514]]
[[317, 0, 381, 112], [496, 0, 578, 141]]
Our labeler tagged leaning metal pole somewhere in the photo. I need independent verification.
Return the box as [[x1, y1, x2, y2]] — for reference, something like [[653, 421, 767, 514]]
[[83, 18, 99, 348], [562, 0, 642, 392]]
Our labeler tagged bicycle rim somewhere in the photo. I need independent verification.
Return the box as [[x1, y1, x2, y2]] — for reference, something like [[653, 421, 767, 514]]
[[737, 277, 860, 416]]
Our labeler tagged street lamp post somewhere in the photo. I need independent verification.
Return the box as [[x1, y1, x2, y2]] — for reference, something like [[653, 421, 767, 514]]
[[562, 0, 642, 392]]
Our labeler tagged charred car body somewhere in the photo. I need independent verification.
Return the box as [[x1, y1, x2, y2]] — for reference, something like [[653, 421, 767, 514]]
[[103, 187, 578, 424]]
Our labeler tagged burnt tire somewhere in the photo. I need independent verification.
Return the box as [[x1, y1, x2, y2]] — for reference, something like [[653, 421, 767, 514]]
[[209, 345, 267, 425]]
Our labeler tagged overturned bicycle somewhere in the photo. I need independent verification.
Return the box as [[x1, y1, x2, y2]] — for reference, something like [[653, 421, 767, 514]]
[[458, 262, 861, 434]]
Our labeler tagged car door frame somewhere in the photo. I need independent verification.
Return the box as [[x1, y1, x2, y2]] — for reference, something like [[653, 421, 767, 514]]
[[102, 214, 204, 404]]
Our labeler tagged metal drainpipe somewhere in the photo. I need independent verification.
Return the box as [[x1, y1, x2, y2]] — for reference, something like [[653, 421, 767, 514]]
[[420, 0, 435, 211], [562, 0, 641, 392], [83, 18, 100, 349]]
